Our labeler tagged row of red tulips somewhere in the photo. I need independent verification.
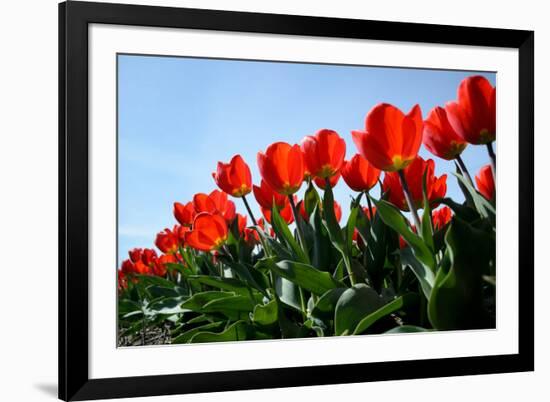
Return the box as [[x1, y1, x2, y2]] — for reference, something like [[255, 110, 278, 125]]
[[118, 75, 496, 288]]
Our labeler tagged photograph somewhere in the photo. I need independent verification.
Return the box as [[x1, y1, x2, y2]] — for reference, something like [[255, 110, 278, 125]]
[[116, 54, 496, 346]]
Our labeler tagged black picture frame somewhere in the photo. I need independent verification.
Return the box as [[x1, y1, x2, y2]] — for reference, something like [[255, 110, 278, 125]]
[[59, 1, 534, 400]]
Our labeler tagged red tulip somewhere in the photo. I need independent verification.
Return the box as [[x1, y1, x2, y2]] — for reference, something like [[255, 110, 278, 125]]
[[155, 227, 182, 254], [475, 164, 495, 201], [300, 129, 346, 179], [423, 107, 468, 160], [313, 172, 341, 190], [127, 248, 158, 274], [445, 76, 496, 144], [153, 254, 177, 277], [352, 103, 423, 172], [257, 142, 305, 195], [253, 179, 288, 210], [341, 154, 381, 192], [333, 201, 342, 223], [128, 248, 142, 263], [212, 154, 253, 197], [174, 201, 195, 226], [432, 206, 452, 231], [117, 270, 128, 291], [244, 217, 265, 246], [121, 259, 137, 275], [382, 156, 447, 211], [133, 260, 151, 275], [186, 213, 229, 252], [235, 213, 248, 235], [193, 190, 236, 222]]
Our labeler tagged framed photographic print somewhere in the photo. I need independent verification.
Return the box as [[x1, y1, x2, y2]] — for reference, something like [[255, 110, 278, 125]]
[[59, 1, 534, 400]]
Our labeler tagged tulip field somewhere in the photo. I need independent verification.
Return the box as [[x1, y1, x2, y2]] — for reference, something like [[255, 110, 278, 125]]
[[117, 75, 496, 346]]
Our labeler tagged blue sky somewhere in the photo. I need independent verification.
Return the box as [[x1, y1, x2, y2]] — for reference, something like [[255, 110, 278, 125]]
[[117, 54, 495, 264]]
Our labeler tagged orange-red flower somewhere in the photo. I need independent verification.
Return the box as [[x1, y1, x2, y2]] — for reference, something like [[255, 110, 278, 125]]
[[352, 103, 423, 172], [423, 106, 468, 160], [193, 190, 236, 223], [235, 213, 247, 235], [155, 227, 183, 254], [186, 213, 229, 252], [173, 201, 195, 226], [475, 164, 495, 201], [432, 206, 452, 231], [445, 76, 496, 144], [243, 218, 264, 246], [313, 172, 341, 190], [118, 270, 128, 291], [253, 179, 288, 210], [257, 142, 305, 195], [333, 201, 342, 223], [212, 154, 253, 197], [300, 129, 346, 179], [341, 154, 380, 192], [153, 254, 177, 277], [382, 156, 447, 211]]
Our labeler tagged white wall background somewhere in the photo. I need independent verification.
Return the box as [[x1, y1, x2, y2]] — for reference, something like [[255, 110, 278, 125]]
[[0, 0, 545, 401]]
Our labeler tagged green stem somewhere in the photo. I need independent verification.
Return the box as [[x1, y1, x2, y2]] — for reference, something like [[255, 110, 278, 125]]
[[397, 170, 421, 230], [242, 195, 258, 226], [288, 195, 307, 254], [486, 142, 496, 179], [365, 190, 375, 220], [242, 194, 271, 257], [455, 154, 475, 188], [288, 194, 309, 319]]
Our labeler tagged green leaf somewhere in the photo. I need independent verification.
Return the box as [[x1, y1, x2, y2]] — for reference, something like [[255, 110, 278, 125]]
[[437, 198, 479, 224], [225, 262, 268, 296], [148, 296, 188, 315], [420, 169, 435, 252], [356, 207, 388, 291], [345, 206, 359, 254], [264, 259, 344, 296], [171, 321, 226, 344], [252, 299, 279, 326], [454, 162, 476, 208], [334, 284, 385, 335], [271, 203, 309, 264], [428, 217, 495, 330], [135, 274, 177, 289], [188, 275, 251, 295], [400, 248, 435, 299], [304, 181, 321, 219], [189, 320, 250, 343], [181, 291, 236, 311], [311, 206, 333, 271], [201, 295, 256, 320], [385, 325, 429, 334], [118, 299, 141, 315], [274, 276, 302, 311], [311, 288, 347, 319], [322, 182, 345, 252], [353, 293, 418, 335], [373, 199, 436, 270], [454, 173, 495, 222]]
